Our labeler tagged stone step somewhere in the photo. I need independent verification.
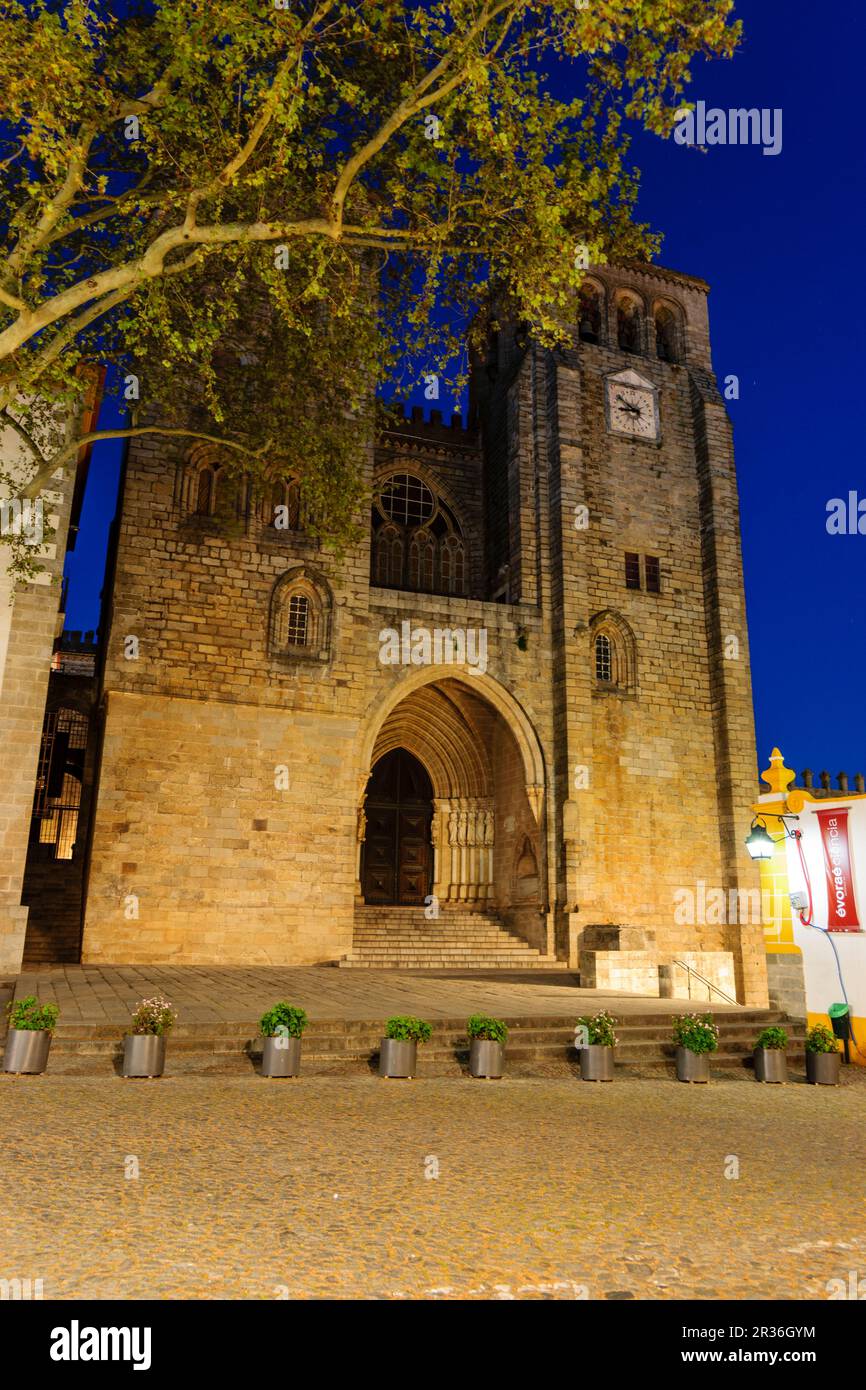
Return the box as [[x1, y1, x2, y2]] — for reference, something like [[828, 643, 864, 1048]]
[[338, 958, 564, 969], [44, 1008, 804, 1071], [48, 1005, 795, 1040]]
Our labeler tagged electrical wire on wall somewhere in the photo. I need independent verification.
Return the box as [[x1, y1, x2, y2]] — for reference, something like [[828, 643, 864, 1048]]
[[793, 827, 866, 1059]]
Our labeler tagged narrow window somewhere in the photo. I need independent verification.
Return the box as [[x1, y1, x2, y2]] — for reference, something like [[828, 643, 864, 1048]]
[[617, 298, 642, 354], [409, 530, 435, 592], [625, 552, 641, 590], [286, 594, 309, 647], [595, 633, 613, 683], [655, 307, 680, 364], [195, 467, 214, 515], [578, 284, 602, 344], [645, 555, 661, 593]]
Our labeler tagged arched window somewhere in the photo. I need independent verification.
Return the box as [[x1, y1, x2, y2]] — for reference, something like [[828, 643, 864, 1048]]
[[373, 523, 404, 587], [269, 568, 332, 662], [264, 477, 302, 532], [655, 304, 682, 363], [440, 534, 466, 595], [617, 294, 643, 354], [371, 472, 467, 596], [595, 632, 613, 683], [408, 528, 435, 591], [180, 450, 245, 523], [591, 611, 638, 693], [578, 281, 603, 344]]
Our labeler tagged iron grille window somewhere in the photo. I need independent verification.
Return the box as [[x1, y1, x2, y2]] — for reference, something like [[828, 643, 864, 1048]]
[[32, 708, 88, 860], [285, 594, 310, 646], [595, 633, 613, 683]]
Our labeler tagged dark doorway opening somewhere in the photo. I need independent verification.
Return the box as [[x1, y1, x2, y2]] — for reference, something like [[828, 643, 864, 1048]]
[[361, 748, 433, 905]]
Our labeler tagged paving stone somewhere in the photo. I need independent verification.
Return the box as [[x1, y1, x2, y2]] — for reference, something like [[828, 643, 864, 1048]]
[[0, 1070, 863, 1300]]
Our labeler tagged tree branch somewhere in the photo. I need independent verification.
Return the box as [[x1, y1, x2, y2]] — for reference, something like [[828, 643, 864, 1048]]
[[18, 425, 274, 501]]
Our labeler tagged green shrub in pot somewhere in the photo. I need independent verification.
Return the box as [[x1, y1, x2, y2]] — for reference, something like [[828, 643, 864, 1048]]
[[379, 1016, 432, 1078], [805, 1023, 841, 1085], [259, 1002, 308, 1077], [467, 1015, 507, 1079], [3, 996, 60, 1074], [753, 1025, 788, 1083]]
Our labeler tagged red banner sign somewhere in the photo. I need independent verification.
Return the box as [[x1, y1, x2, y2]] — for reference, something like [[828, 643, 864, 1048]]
[[816, 808, 861, 931]]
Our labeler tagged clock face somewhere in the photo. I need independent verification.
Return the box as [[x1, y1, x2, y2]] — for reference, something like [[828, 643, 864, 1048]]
[[605, 372, 659, 441]]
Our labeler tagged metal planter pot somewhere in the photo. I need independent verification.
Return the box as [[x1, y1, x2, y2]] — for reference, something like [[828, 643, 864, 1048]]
[[580, 1044, 615, 1082], [122, 1034, 166, 1078], [3, 1028, 52, 1074], [261, 1035, 302, 1077], [378, 1038, 417, 1078], [806, 1051, 841, 1085], [754, 1047, 787, 1083], [470, 1039, 504, 1079], [676, 1046, 710, 1083]]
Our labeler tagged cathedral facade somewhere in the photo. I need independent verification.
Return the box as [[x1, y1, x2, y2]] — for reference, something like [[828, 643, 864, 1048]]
[[78, 261, 768, 1005]]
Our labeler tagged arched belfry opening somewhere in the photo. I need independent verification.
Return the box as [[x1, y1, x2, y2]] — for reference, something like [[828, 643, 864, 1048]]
[[361, 749, 434, 905]]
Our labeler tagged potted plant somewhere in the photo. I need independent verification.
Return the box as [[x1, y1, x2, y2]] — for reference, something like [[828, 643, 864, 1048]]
[[672, 1012, 718, 1083], [378, 1016, 432, 1078], [259, 1003, 308, 1077], [805, 1023, 841, 1085], [3, 996, 60, 1074], [467, 1015, 507, 1078], [122, 996, 176, 1078], [574, 1010, 618, 1081], [753, 1026, 788, 1083]]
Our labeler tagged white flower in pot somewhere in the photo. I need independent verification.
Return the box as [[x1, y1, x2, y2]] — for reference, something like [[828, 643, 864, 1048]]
[[122, 997, 176, 1078]]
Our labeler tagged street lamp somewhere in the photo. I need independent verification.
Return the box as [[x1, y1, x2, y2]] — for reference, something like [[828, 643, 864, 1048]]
[[745, 819, 777, 860]]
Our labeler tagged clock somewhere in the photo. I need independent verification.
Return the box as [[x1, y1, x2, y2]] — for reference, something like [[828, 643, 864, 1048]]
[[605, 369, 660, 442]]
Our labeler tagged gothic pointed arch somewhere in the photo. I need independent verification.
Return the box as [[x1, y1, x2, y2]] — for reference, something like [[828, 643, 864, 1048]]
[[589, 609, 638, 693]]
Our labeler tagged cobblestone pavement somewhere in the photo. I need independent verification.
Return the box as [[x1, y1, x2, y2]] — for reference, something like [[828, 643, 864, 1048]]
[[1, 1069, 864, 1300], [9, 963, 748, 1026]]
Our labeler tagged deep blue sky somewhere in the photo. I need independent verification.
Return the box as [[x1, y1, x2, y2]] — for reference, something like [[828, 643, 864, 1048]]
[[64, 0, 866, 777]]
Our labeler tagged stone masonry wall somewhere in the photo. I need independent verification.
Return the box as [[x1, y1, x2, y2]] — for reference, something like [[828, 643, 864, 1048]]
[[83, 261, 767, 1003]]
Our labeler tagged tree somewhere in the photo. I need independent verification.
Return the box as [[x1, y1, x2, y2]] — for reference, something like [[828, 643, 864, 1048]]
[[0, 0, 741, 576]]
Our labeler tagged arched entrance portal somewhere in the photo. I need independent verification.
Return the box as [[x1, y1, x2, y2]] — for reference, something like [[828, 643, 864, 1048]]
[[361, 748, 433, 905], [357, 675, 546, 919]]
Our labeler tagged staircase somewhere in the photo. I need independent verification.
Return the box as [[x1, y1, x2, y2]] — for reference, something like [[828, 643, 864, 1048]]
[[41, 1008, 807, 1076], [339, 906, 567, 970]]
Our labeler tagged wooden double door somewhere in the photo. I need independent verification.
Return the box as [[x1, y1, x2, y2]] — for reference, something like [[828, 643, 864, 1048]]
[[362, 749, 433, 905]]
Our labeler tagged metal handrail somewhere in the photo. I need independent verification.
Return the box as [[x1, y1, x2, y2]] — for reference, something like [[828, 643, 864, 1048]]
[[671, 959, 738, 1006]]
